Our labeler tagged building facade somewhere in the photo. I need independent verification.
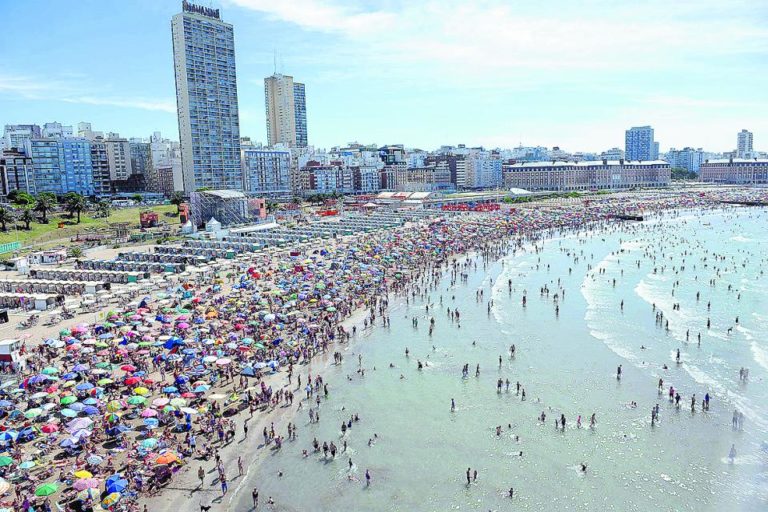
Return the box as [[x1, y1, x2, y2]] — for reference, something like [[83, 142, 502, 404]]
[[265, 73, 307, 147], [42, 122, 73, 138], [105, 137, 133, 181], [625, 126, 658, 161], [3, 124, 41, 152], [737, 130, 754, 158], [699, 159, 768, 184], [172, 1, 242, 192], [89, 140, 113, 196], [25, 138, 95, 196], [502, 160, 670, 191], [0, 149, 35, 196], [241, 148, 292, 197], [666, 147, 704, 173]]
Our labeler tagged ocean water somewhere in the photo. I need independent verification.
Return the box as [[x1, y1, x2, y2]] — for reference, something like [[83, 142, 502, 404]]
[[235, 208, 768, 511]]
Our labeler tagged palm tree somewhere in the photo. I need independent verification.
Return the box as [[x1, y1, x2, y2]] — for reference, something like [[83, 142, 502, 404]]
[[170, 191, 185, 214], [131, 194, 143, 205], [34, 192, 57, 224], [20, 208, 34, 230], [0, 207, 12, 232], [65, 193, 87, 224]]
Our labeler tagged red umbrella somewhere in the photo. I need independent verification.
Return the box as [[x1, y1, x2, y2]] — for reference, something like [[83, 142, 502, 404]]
[[41, 424, 59, 434], [181, 392, 196, 398], [120, 365, 136, 373], [124, 377, 141, 386]]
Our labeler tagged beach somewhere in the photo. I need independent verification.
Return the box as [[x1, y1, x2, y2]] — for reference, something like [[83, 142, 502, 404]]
[[1, 188, 767, 512]]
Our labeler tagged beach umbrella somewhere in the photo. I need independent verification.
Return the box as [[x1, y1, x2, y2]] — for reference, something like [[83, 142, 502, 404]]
[[143, 418, 159, 429], [193, 385, 210, 393], [60, 395, 77, 405], [73, 478, 101, 491], [155, 452, 180, 465], [125, 377, 141, 386], [66, 417, 93, 432], [61, 408, 78, 418], [97, 378, 114, 386], [18, 460, 36, 470], [151, 398, 169, 407], [35, 482, 59, 496], [102, 492, 121, 507], [141, 438, 158, 449], [0, 457, 12, 467], [170, 398, 187, 408], [120, 364, 137, 373], [140, 408, 157, 418], [133, 387, 150, 396], [104, 412, 120, 423], [0, 478, 9, 494], [86, 454, 104, 465], [162, 386, 178, 394], [180, 407, 198, 415], [41, 424, 59, 434], [24, 408, 43, 419], [83, 406, 100, 415], [107, 400, 124, 412], [74, 469, 93, 479], [69, 402, 86, 412], [0, 431, 17, 443], [75, 382, 94, 391], [127, 396, 146, 406], [106, 474, 129, 493], [41, 367, 59, 375]]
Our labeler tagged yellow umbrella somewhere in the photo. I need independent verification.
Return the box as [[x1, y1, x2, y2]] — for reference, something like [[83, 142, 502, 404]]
[[102, 492, 121, 507], [74, 469, 93, 479], [133, 387, 150, 396], [106, 400, 124, 412]]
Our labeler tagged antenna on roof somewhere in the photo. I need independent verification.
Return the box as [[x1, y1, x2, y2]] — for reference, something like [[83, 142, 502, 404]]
[[273, 49, 277, 75]]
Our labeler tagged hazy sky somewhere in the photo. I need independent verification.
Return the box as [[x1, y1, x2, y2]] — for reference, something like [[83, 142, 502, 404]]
[[1, 0, 766, 152]]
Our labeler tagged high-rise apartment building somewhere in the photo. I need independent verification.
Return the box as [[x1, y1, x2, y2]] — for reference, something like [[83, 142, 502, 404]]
[[625, 126, 658, 161], [0, 149, 35, 197], [172, 1, 242, 193], [89, 140, 113, 196], [241, 148, 292, 197], [3, 124, 41, 152], [25, 138, 95, 196], [104, 136, 133, 181], [42, 122, 73, 138], [265, 73, 308, 147], [667, 147, 704, 173], [737, 129, 753, 158]]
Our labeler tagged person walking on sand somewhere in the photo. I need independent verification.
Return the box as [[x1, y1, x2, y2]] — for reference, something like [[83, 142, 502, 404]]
[[197, 465, 205, 489], [252, 487, 259, 508]]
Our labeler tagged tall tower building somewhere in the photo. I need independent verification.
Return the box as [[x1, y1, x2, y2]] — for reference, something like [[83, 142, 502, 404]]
[[737, 129, 753, 158], [625, 126, 656, 161], [172, 1, 242, 193], [265, 73, 308, 147]]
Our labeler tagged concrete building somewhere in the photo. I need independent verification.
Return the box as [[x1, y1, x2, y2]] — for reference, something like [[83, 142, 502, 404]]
[[104, 136, 132, 181], [25, 138, 95, 196], [264, 73, 307, 147], [737, 129, 754, 158], [77, 122, 103, 140], [396, 162, 454, 192], [154, 166, 177, 197], [502, 160, 670, 191], [699, 158, 768, 184], [666, 147, 704, 173], [466, 154, 502, 189], [3, 124, 41, 152], [601, 147, 624, 160], [42, 122, 73, 138], [425, 154, 468, 188], [172, 1, 242, 192], [625, 126, 658, 161], [129, 142, 153, 180], [241, 147, 292, 197], [0, 149, 35, 196], [89, 140, 113, 196]]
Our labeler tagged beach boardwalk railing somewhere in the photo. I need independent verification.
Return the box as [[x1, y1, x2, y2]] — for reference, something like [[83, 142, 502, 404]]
[[0, 242, 21, 255]]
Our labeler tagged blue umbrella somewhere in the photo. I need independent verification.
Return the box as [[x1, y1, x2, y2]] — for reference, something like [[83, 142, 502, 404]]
[[0, 431, 18, 442], [75, 383, 94, 391], [69, 403, 86, 412], [162, 386, 178, 394], [61, 408, 78, 418], [0, 400, 13, 407], [72, 364, 89, 372], [106, 475, 129, 494], [143, 418, 159, 428], [62, 372, 78, 380], [83, 406, 100, 415], [99, 333, 114, 339], [83, 398, 98, 405]]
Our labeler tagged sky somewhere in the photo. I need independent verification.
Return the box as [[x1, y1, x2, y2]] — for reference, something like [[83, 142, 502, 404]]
[[1, 0, 767, 153]]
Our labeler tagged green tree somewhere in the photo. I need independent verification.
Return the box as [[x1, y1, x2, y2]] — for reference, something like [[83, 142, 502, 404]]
[[266, 200, 279, 213], [19, 208, 34, 230], [69, 246, 84, 259], [131, 193, 143, 204], [0, 207, 12, 231], [9, 190, 35, 206], [34, 192, 57, 224], [170, 191, 185, 214], [64, 192, 87, 224], [96, 200, 111, 219]]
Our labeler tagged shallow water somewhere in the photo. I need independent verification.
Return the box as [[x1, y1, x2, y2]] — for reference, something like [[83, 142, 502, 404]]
[[237, 207, 768, 511]]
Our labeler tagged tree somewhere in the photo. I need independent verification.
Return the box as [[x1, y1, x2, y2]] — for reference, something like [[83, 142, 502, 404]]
[[64, 192, 87, 224], [20, 208, 34, 230], [170, 191, 185, 214], [0, 207, 12, 231], [8, 190, 35, 207], [131, 193, 143, 204], [69, 246, 84, 259], [34, 193, 57, 224], [96, 200, 111, 219], [266, 200, 279, 213], [671, 167, 697, 180]]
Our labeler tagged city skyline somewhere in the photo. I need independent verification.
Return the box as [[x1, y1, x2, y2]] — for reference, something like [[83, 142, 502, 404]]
[[1, 0, 767, 152]]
